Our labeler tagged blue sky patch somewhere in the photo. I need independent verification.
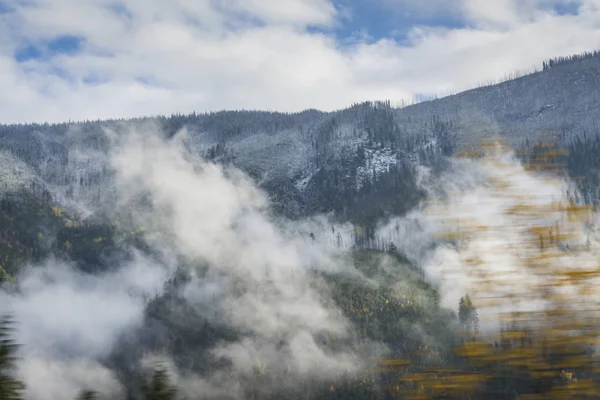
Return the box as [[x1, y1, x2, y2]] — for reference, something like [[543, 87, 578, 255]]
[[0, 0, 13, 13], [14, 35, 85, 63], [309, 0, 465, 45], [15, 44, 42, 62], [47, 35, 85, 55], [551, 1, 581, 16]]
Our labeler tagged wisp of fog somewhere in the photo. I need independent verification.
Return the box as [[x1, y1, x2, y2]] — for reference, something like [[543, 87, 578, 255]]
[[379, 142, 600, 333], [3, 128, 600, 399], [1, 124, 369, 399]]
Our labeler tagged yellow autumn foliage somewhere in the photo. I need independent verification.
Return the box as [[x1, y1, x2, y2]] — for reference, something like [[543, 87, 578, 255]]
[[387, 137, 600, 398]]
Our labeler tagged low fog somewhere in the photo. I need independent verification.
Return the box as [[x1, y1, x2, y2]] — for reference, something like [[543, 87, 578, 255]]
[[2, 126, 599, 399], [0, 125, 376, 399], [379, 143, 600, 332]]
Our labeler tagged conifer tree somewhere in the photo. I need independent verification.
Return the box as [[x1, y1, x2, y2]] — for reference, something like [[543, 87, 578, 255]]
[[76, 390, 98, 400], [0, 315, 25, 400], [142, 364, 177, 400]]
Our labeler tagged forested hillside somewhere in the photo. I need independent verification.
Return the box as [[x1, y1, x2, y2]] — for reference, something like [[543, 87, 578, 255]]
[[1, 51, 600, 399], [1, 52, 600, 230]]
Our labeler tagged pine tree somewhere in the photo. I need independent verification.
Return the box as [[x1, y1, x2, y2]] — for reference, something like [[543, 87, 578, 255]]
[[142, 364, 177, 400], [458, 294, 479, 338], [458, 296, 467, 327], [0, 315, 25, 400], [76, 390, 98, 400]]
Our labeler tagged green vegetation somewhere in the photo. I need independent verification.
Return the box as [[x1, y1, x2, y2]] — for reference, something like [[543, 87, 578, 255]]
[[0, 191, 150, 279], [3, 139, 600, 399], [0, 316, 25, 400], [4, 228, 600, 399]]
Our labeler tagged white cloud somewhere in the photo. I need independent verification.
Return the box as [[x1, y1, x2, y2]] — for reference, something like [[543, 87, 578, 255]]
[[218, 0, 337, 26], [0, 0, 599, 123], [460, 0, 581, 28], [461, 0, 523, 27]]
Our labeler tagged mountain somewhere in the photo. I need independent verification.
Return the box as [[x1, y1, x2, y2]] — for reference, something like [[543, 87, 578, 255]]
[[2, 50, 600, 400], [1, 50, 599, 226], [394, 50, 600, 147]]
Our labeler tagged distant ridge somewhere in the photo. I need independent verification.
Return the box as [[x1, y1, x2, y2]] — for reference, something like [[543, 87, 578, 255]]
[[1, 48, 600, 223]]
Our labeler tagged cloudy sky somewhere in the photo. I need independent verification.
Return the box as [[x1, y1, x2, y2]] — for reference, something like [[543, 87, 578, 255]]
[[1, 0, 599, 123]]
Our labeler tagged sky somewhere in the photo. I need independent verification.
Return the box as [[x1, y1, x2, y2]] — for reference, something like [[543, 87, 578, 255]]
[[0, 0, 599, 123]]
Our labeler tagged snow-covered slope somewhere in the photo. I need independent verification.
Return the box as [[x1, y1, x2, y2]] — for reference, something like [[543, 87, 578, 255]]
[[394, 52, 600, 147], [0, 52, 599, 223]]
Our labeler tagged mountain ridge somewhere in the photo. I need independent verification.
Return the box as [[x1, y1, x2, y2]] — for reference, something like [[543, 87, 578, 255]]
[[0, 50, 599, 225]]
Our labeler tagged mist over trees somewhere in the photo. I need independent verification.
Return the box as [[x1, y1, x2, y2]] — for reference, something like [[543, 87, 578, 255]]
[[0, 133, 599, 399], [0, 50, 600, 399]]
